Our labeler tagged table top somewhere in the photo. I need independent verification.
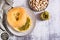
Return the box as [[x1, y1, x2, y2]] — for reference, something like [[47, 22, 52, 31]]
[[0, 0, 60, 40]]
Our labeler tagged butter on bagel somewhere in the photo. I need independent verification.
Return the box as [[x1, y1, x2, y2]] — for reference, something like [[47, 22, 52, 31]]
[[7, 7, 31, 32]]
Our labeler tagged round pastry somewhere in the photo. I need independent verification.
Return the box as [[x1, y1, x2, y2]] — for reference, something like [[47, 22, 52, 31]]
[[7, 7, 31, 32], [29, 0, 49, 11]]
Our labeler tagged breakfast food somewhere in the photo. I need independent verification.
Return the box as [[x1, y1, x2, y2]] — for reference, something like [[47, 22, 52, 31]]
[[7, 7, 32, 32], [29, 0, 49, 11], [40, 11, 49, 21]]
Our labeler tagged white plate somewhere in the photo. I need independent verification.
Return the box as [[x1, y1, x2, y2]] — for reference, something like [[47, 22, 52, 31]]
[[5, 7, 36, 36]]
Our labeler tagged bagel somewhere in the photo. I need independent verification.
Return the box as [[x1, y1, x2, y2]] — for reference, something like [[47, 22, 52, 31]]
[[7, 7, 29, 32]]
